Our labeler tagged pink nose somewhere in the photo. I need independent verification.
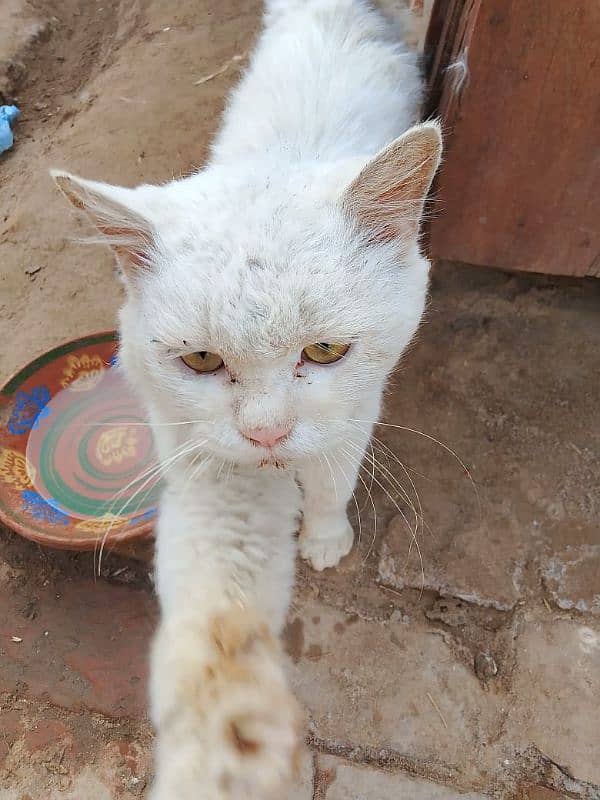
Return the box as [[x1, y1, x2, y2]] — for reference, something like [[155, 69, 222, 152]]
[[244, 425, 290, 449]]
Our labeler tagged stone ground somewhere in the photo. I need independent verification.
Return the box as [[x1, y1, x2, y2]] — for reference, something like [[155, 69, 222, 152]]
[[1, 0, 599, 798]]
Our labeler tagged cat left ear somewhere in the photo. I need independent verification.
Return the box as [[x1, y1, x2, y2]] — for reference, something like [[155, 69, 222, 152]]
[[342, 121, 442, 244], [51, 170, 156, 275]]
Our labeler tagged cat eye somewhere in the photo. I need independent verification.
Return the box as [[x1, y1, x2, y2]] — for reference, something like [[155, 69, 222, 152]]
[[181, 351, 224, 373], [302, 343, 350, 365]]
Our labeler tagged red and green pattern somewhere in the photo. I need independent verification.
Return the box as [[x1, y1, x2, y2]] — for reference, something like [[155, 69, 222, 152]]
[[0, 332, 159, 550]]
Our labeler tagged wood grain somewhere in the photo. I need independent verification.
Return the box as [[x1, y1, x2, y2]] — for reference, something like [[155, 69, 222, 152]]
[[426, 0, 600, 276]]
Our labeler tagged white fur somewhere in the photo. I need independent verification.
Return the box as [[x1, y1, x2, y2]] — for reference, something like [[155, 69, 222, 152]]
[[150, 471, 302, 800], [52, 1, 441, 797]]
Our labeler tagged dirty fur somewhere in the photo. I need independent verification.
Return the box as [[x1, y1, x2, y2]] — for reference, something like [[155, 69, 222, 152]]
[[51, 0, 441, 797]]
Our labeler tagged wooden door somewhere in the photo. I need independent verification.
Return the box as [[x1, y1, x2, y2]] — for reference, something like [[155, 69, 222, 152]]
[[425, 0, 600, 277]]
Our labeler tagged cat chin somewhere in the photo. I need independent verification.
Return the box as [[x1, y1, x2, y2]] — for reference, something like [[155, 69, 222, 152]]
[[230, 453, 293, 471], [202, 444, 293, 470], [257, 458, 287, 470], [205, 436, 317, 470]]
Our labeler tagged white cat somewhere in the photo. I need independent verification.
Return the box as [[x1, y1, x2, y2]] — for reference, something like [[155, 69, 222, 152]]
[[53, 0, 441, 796]]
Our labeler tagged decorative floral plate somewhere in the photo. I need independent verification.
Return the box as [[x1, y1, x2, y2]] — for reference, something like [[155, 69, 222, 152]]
[[0, 332, 160, 550]]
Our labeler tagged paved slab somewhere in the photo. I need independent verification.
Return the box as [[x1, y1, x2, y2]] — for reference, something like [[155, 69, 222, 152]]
[[379, 511, 526, 611], [291, 749, 315, 800], [0, 575, 156, 717], [286, 596, 502, 785], [0, 704, 153, 799], [541, 545, 600, 614], [317, 756, 492, 799], [505, 616, 600, 787]]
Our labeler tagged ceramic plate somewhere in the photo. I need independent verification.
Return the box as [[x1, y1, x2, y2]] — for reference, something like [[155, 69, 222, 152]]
[[0, 332, 159, 550]]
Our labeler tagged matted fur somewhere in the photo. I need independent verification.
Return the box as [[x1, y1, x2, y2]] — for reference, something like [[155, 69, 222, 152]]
[[52, 0, 442, 797]]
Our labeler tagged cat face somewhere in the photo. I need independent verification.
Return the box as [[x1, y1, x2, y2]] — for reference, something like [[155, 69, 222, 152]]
[[52, 123, 441, 467]]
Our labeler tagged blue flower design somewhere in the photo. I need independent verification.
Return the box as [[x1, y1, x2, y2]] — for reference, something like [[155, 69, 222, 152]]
[[21, 490, 69, 526], [109, 353, 119, 368], [31, 404, 51, 430], [7, 386, 51, 435], [128, 507, 157, 526]]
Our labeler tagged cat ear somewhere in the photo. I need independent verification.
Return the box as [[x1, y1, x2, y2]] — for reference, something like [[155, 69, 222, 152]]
[[342, 121, 442, 243], [51, 170, 156, 275]]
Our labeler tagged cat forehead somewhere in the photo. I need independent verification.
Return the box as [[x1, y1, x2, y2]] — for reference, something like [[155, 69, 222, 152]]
[[142, 172, 387, 348], [145, 254, 367, 355], [159, 163, 350, 250]]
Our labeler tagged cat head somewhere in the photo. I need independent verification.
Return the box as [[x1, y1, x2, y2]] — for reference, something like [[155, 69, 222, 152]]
[[52, 122, 441, 469]]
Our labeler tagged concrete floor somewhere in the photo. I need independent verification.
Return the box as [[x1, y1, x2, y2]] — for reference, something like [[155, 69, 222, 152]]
[[1, 1, 599, 798]]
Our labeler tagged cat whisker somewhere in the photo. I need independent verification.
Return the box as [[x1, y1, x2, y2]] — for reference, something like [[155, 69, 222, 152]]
[[321, 451, 339, 504], [329, 450, 363, 547], [226, 459, 235, 483], [96, 441, 196, 575], [95, 438, 207, 575], [338, 447, 377, 555], [103, 434, 203, 518], [183, 451, 214, 495], [364, 443, 379, 545], [344, 435, 421, 533], [369, 435, 436, 543], [348, 418, 481, 519], [93, 442, 188, 574], [97, 439, 207, 575], [354, 439, 376, 516], [216, 459, 227, 482], [341, 443, 424, 585], [347, 427, 429, 543]]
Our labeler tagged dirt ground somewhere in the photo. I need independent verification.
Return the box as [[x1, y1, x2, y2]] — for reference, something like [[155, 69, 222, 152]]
[[1, 1, 599, 799]]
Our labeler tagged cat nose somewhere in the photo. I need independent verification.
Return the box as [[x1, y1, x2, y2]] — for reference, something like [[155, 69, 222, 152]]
[[244, 425, 291, 448]]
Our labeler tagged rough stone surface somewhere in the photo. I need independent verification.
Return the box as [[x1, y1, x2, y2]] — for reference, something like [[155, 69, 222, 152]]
[[318, 757, 491, 799], [541, 545, 600, 614], [0, 576, 156, 717], [0, 703, 153, 799], [505, 617, 600, 787], [286, 596, 502, 780], [521, 789, 568, 800], [379, 512, 526, 611]]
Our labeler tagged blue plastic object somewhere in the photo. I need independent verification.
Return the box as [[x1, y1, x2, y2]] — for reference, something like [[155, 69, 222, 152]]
[[0, 105, 20, 154]]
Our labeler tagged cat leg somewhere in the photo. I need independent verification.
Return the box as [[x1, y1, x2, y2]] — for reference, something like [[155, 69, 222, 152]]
[[150, 474, 303, 800], [298, 422, 373, 571]]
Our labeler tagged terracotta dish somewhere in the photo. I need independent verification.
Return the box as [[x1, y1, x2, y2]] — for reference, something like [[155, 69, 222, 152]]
[[0, 332, 159, 550]]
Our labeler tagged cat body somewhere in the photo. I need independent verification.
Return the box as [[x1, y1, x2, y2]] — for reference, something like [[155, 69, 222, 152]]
[[53, 0, 441, 796]]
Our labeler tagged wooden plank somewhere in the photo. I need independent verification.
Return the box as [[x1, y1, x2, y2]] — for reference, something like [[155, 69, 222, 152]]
[[426, 0, 600, 277]]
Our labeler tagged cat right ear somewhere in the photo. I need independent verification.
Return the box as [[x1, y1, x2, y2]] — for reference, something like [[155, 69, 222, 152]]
[[51, 170, 156, 277], [342, 121, 442, 245]]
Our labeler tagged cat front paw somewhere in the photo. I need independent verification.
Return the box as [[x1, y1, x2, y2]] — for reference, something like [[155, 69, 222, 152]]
[[216, 682, 303, 799], [299, 516, 354, 570], [151, 608, 304, 800]]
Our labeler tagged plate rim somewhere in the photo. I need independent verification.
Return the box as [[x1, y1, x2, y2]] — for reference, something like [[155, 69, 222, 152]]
[[0, 330, 155, 550]]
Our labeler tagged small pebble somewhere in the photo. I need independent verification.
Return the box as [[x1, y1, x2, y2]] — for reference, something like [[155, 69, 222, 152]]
[[475, 652, 498, 680]]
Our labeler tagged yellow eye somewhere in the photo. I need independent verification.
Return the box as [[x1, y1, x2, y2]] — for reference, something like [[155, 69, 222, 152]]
[[302, 343, 350, 365], [181, 351, 224, 373]]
